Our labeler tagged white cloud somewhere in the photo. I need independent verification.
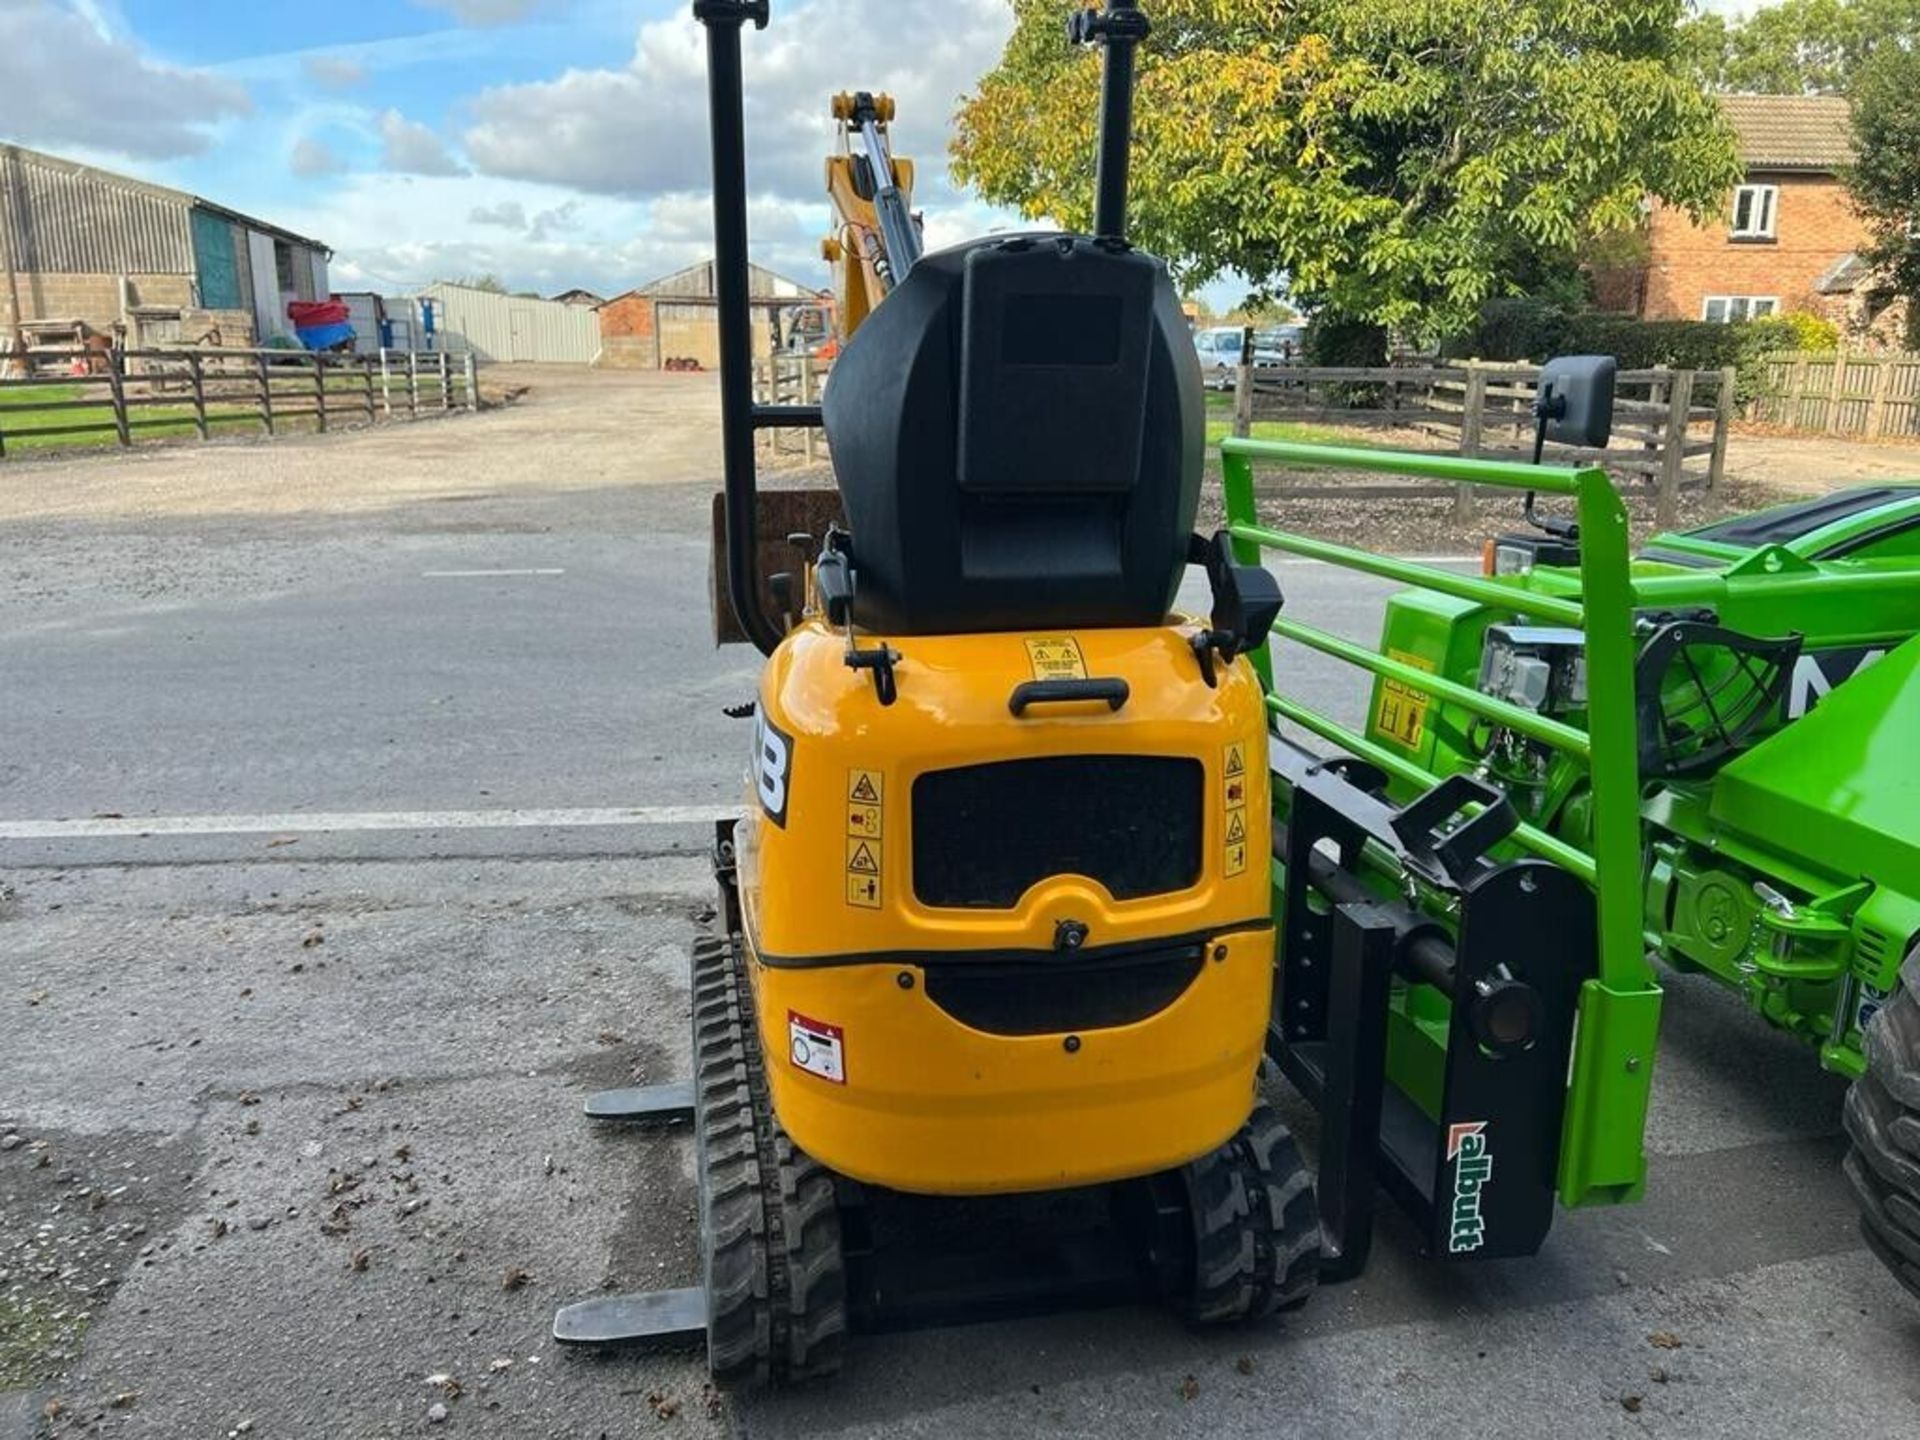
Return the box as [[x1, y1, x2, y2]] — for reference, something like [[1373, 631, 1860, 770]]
[[378, 108, 466, 176], [281, 170, 829, 298], [0, 0, 249, 160], [462, 0, 1013, 208], [290, 137, 346, 176], [469, 200, 528, 227], [528, 200, 581, 240], [302, 54, 366, 89], [414, 0, 545, 25]]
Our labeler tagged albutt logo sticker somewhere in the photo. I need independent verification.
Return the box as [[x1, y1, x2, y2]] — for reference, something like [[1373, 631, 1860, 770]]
[[1446, 1121, 1492, 1254]]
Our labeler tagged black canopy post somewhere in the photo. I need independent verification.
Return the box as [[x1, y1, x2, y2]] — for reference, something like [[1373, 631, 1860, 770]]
[[1069, 1, 1151, 243], [693, 0, 784, 656]]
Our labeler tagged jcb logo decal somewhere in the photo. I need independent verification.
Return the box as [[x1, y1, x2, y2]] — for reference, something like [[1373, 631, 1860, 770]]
[[754, 712, 793, 828]]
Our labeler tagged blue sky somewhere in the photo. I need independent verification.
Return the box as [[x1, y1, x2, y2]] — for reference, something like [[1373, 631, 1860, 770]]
[[1, 0, 1024, 299], [2, 0, 1773, 303]]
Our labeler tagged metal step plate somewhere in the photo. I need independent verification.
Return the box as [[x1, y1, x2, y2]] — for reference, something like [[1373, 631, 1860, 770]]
[[552, 1288, 707, 1347], [582, 1082, 694, 1124]]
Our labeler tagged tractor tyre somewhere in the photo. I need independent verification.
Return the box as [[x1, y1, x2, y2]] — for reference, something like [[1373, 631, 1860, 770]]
[[1181, 1101, 1320, 1323], [693, 934, 848, 1386], [1842, 943, 1920, 1303]]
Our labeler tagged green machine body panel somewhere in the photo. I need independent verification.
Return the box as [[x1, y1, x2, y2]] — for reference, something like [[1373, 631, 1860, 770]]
[[1360, 485, 1920, 1082]]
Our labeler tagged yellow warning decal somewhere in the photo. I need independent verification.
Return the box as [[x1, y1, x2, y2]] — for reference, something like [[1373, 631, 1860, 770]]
[[1223, 740, 1250, 878], [846, 768, 886, 909], [847, 767, 884, 845], [1223, 741, 1249, 808], [1373, 649, 1437, 749], [1024, 636, 1088, 683]]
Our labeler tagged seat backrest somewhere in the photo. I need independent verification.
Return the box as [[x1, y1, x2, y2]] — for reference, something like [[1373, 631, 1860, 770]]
[[821, 233, 1205, 636]]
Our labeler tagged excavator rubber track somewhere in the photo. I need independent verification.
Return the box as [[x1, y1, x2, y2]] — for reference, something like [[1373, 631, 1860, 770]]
[[691, 931, 849, 1385]]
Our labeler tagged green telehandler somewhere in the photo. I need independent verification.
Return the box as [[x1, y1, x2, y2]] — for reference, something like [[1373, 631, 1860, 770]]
[[1219, 359, 1920, 1298]]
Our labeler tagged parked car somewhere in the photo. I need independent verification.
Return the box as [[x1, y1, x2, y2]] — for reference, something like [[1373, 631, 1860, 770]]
[[1255, 325, 1304, 364], [1195, 324, 1304, 389], [1192, 326, 1245, 390]]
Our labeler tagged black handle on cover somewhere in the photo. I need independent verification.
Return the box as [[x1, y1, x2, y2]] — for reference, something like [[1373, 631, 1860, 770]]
[[1009, 678, 1131, 716]]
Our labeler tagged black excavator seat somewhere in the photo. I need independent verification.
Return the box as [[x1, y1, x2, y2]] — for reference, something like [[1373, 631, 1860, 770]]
[[821, 233, 1206, 636]]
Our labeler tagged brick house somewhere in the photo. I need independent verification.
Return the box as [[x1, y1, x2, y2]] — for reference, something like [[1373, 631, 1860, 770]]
[[1595, 95, 1905, 344]]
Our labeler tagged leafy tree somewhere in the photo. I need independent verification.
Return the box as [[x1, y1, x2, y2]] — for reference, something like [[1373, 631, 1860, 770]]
[[443, 273, 508, 293], [1688, 0, 1920, 96], [1845, 42, 1920, 328], [951, 0, 1741, 341]]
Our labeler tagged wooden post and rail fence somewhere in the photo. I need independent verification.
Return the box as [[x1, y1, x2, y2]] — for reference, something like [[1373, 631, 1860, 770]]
[[753, 353, 832, 465], [0, 346, 479, 458], [1230, 357, 1736, 528]]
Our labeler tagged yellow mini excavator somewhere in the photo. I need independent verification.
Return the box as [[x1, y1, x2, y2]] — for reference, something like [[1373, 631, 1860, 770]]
[[552, 0, 1319, 1384]]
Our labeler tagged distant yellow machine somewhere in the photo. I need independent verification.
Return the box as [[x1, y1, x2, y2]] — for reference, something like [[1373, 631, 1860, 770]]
[[819, 91, 920, 346]]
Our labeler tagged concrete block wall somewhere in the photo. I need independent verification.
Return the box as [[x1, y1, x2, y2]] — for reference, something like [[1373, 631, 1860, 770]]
[[4, 271, 193, 336]]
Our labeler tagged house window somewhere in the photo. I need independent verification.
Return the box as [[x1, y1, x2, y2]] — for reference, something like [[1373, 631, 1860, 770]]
[[1702, 296, 1779, 323], [1730, 184, 1779, 240], [273, 240, 297, 293]]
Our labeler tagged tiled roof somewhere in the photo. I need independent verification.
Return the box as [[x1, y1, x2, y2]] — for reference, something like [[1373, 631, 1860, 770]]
[[1720, 93, 1855, 172]]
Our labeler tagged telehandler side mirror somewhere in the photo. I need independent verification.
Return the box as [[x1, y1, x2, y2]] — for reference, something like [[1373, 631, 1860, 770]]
[[1533, 354, 1616, 453]]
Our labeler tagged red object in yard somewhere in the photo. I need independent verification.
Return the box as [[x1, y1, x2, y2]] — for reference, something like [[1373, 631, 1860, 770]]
[[287, 298, 349, 328]]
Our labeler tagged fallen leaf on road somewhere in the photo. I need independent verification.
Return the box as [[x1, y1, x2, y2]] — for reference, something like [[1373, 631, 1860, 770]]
[[1648, 1331, 1683, 1350], [1235, 1356, 1254, 1376], [265, 836, 299, 849], [502, 1266, 532, 1291], [1178, 1375, 1200, 1402], [349, 1248, 370, 1272], [109, 1392, 140, 1410], [1621, 1396, 1643, 1414]]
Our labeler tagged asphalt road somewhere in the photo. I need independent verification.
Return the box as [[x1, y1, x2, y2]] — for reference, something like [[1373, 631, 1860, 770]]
[[3, 403, 1917, 1439]]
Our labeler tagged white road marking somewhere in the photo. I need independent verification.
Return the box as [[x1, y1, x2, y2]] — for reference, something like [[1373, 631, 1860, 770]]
[[421, 568, 566, 578], [0, 807, 740, 840]]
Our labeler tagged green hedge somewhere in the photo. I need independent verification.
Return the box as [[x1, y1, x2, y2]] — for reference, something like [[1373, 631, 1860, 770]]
[[1447, 299, 1830, 404]]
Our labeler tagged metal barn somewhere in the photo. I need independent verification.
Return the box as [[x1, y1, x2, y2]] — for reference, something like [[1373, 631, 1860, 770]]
[[415, 283, 602, 364]]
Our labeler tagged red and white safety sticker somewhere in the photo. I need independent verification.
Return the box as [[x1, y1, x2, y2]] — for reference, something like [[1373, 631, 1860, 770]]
[[788, 1011, 846, 1085]]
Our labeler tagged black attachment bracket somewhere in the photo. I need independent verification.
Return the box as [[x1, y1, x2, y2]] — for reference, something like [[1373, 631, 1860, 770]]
[[1269, 734, 1594, 1269], [1388, 772, 1519, 889], [1313, 903, 1394, 1281]]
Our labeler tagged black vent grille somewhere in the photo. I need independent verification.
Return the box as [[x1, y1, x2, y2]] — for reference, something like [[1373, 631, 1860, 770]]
[[923, 945, 1206, 1036], [912, 755, 1204, 909]]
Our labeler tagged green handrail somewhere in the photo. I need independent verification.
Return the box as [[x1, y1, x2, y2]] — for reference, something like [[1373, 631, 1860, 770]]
[[1222, 435, 1657, 1210]]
